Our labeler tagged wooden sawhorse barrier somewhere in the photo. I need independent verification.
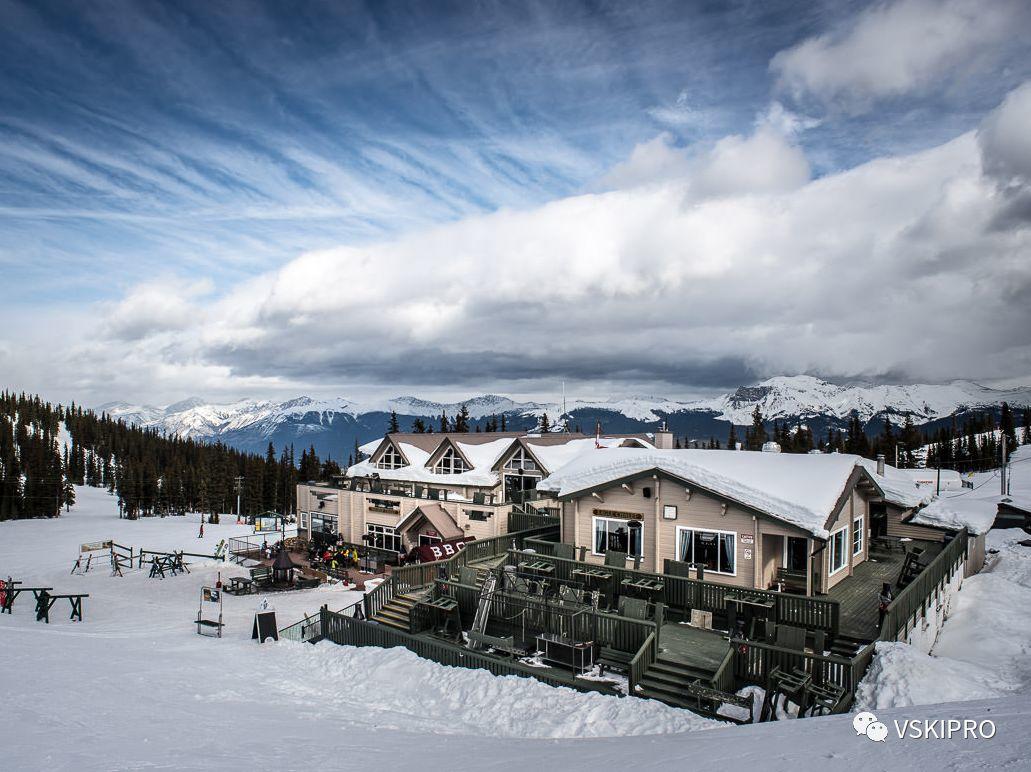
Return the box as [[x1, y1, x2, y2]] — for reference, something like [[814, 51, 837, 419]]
[[34, 591, 89, 623], [2, 586, 54, 615]]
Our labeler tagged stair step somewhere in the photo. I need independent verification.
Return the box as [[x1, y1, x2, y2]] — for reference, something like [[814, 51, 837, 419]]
[[375, 608, 411, 625], [642, 669, 704, 690], [375, 616, 410, 632], [637, 677, 706, 703], [651, 660, 716, 681]]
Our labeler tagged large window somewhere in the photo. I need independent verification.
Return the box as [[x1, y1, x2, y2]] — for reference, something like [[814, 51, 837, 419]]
[[377, 444, 405, 469], [504, 446, 540, 473], [299, 511, 309, 530], [852, 516, 864, 557], [309, 513, 338, 535], [828, 527, 848, 575], [367, 523, 402, 553], [419, 533, 442, 547], [593, 517, 643, 558], [433, 447, 467, 474], [676, 528, 736, 575]]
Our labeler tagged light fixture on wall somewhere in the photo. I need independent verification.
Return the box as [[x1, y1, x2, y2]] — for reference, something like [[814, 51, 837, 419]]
[[685, 488, 692, 501], [720, 503, 727, 517]]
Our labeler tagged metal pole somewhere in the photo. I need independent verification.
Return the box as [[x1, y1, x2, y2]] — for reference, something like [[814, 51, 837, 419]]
[[1001, 436, 1007, 496], [936, 464, 941, 497], [235, 476, 244, 521]]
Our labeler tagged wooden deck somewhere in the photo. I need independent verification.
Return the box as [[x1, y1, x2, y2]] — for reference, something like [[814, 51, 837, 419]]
[[657, 622, 729, 670], [828, 539, 944, 640]]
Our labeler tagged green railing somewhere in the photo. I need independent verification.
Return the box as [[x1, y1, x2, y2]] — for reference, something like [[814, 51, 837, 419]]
[[627, 631, 657, 695], [499, 550, 839, 635], [878, 528, 968, 642], [731, 638, 868, 710], [711, 646, 736, 694], [508, 509, 560, 533], [320, 608, 617, 695], [279, 611, 324, 643]]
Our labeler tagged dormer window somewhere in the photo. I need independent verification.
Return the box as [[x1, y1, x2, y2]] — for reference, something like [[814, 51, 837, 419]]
[[433, 446, 467, 474], [503, 446, 539, 473], [377, 444, 404, 470]]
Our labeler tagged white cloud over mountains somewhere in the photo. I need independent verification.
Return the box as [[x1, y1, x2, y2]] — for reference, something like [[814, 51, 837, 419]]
[[17, 80, 1028, 405]]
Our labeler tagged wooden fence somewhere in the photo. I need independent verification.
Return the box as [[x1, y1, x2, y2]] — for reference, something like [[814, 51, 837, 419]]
[[878, 527, 968, 642]]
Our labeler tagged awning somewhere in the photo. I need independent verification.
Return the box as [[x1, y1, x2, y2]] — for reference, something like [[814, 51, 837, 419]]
[[415, 537, 474, 563], [396, 503, 464, 541]]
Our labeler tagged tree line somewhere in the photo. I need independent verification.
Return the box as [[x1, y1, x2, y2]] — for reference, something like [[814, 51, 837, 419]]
[[0, 390, 340, 521]]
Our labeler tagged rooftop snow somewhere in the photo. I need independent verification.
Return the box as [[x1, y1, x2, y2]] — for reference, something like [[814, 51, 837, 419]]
[[537, 448, 873, 538]]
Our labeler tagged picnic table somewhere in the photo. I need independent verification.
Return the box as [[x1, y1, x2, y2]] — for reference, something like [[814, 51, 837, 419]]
[[34, 591, 89, 623], [620, 576, 664, 601], [227, 576, 254, 595], [520, 560, 555, 578]]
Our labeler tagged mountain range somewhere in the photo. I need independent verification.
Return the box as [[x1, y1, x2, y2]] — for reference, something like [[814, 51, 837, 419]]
[[96, 376, 1031, 461]]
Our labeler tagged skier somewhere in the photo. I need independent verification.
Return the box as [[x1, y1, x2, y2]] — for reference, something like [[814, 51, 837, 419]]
[[198, 519, 205, 539], [877, 582, 893, 629]]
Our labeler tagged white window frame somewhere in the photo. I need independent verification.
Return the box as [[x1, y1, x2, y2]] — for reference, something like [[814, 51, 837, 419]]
[[367, 523, 402, 553], [675, 526, 738, 576], [419, 532, 443, 547], [377, 444, 404, 470], [299, 511, 309, 530], [591, 516, 644, 558], [662, 504, 678, 520], [433, 446, 468, 475], [828, 526, 848, 576], [503, 446, 540, 473], [852, 516, 864, 557]]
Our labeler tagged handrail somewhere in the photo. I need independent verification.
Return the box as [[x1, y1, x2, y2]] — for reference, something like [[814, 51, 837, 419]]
[[627, 631, 657, 695], [878, 528, 968, 642]]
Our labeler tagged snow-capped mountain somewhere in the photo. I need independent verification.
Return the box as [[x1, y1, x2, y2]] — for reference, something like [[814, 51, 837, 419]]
[[96, 376, 1031, 460]]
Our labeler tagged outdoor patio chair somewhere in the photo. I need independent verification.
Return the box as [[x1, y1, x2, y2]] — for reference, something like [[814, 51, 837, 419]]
[[617, 596, 649, 620], [774, 624, 807, 652], [558, 584, 584, 605], [552, 543, 575, 560], [604, 550, 626, 568], [472, 491, 486, 505]]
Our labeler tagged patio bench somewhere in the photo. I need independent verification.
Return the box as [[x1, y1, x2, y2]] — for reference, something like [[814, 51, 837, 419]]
[[467, 631, 517, 657], [250, 567, 272, 586], [597, 646, 634, 675]]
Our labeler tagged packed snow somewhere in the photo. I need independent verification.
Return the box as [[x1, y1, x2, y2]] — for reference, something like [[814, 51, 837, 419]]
[[4, 484, 1031, 769]]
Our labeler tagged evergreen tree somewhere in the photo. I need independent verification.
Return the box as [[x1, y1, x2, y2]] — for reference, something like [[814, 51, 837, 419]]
[[540, 413, 551, 433], [454, 404, 471, 433], [500, 414, 507, 431], [388, 410, 400, 434], [411, 417, 427, 433], [439, 411, 449, 433], [727, 424, 738, 450], [1000, 402, 1017, 454], [748, 406, 767, 450]]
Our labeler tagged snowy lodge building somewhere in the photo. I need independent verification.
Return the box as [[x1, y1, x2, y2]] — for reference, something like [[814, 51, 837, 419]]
[[298, 424, 985, 595]]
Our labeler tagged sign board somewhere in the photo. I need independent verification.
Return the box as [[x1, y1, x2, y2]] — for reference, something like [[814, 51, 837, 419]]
[[80, 540, 113, 553], [415, 537, 474, 563], [743, 549, 753, 561], [202, 587, 221, 604], [252, 610, 279, 643], [740, 534, 754, 545], [690, 609, 713, 629]]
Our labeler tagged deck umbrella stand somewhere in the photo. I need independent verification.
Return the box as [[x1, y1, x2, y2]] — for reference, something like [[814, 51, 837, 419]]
[[271, 549, 300, 585]]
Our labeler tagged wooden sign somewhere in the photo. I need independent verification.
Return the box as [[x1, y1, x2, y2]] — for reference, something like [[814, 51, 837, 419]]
[[740, 534, 754, 545], [80, 540, 112, 553]]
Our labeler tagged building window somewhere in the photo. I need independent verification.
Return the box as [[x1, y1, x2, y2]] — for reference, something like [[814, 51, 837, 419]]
[[310, 513, 338, 535], [368, 498, 400, 515], [828, 527, 848, 575], [504, 446, 540, 473], [852, 516, 864, 557], [676, 528, 736, 575], [377, 444, 405, 469], [466, 510, 490, 521], [663, 505, 677, 520], [299, 511, 309, 529], [433, 446, 468, 474], [592, 517, 643, 558], [367, 524, 402, 553], [419, 533, 442, 547]]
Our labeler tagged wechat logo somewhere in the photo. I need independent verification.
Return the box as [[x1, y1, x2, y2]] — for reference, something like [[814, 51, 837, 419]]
[[853, 711, 888, 742]]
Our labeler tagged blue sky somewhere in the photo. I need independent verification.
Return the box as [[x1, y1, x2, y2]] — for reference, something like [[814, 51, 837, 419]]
[[2, 0, 1030, 405]]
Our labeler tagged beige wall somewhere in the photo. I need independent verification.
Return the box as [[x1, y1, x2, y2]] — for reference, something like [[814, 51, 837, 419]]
[[296, 483, 512, 548], [885, 503, 944, 540], [561, 476, 812, 591], [819, 486, 871, 592]]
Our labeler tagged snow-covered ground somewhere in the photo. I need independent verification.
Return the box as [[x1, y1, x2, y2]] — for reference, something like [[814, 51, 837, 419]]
[[3, 487, 1031, 770]]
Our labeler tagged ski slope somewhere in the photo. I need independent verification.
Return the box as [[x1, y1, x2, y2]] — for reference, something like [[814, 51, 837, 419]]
[[2, 487, 1030, 770]]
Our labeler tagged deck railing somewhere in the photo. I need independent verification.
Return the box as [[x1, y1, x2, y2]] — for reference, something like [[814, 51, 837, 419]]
[[627, 631, 658, 695], [878, 527, 968, 642], [507, 508, 560, 533], [730, 637, 870, 709], [499, 550, 839, 635], [711, 646, 736, 694]]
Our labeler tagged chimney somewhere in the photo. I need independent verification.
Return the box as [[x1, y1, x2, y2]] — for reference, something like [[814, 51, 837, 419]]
[[876, 454, 885, 476], [654, 420, 673, 450]]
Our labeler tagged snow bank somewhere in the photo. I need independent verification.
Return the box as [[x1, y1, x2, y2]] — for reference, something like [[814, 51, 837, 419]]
[[910, 497, 997, 535]]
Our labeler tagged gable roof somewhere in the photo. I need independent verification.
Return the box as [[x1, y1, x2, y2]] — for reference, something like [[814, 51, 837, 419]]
[[537, 448, 880, 539], [396, 503, 464, 540]]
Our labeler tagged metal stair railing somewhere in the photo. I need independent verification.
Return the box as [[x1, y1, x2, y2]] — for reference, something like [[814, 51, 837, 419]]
[[466, 570, 499, 648]]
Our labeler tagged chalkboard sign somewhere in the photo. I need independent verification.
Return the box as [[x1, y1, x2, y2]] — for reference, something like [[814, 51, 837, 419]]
[[252, 610, 278, 643]]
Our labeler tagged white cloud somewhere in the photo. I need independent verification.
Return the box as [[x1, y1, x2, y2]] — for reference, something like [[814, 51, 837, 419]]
[[771, 0, 1026, 113], [10, 84, 1031, 405], [978, 81, 1031, 186]]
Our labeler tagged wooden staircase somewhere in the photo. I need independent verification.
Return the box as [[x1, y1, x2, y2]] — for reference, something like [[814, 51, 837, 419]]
[[829, 633, 871, 658], [372, 594, 419, 632], [636, 655, 718, 708]]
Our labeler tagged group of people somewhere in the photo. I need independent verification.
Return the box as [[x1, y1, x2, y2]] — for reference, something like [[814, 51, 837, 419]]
[[306, 538, 361, 573]]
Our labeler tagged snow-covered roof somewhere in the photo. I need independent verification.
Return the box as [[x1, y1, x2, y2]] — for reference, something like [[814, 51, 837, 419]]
[[908, 497, 996, 536], [855, 458, 935, 510], [537, 448, 876, 539]]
